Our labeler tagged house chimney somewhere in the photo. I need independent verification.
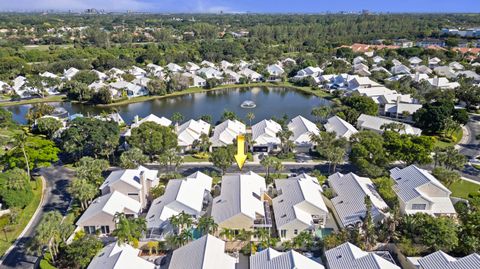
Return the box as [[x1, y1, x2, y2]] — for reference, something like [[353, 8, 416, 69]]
[[433, 76, 439, 87], [415, 72, 420, 82]]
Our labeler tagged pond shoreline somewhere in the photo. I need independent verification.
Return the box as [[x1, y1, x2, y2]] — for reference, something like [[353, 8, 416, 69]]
[[1, 82, 332, 108]]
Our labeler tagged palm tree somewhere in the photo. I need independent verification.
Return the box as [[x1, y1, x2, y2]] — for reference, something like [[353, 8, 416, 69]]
[[246, 112, 255, 128], [311, 106, 332, 123], [112, 213, 147, 245], [260, 156, 275, 179], [197, 216, 218, 235], [325, 146, 345, 173], [220, 228, 235, 241], [169, 215, 181, 233], [10, 131, 30, 177], [236, 229, 253, 241], [172, 112, 184, 126], [68, 178, 98, 210], [179, 229, 194, 246], [277, 128, 294, 155], [32, 211, 63, 263], [178, 211, 193, 230]]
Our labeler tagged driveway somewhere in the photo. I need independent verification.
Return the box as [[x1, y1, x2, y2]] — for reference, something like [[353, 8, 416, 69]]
[[0, 166, 74, 269]]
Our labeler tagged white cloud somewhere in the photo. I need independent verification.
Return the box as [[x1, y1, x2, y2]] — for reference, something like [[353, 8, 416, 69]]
[[0, 0, 153, 11]]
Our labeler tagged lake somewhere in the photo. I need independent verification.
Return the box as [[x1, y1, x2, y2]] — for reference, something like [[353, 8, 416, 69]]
[[6, 87, 331, 125]]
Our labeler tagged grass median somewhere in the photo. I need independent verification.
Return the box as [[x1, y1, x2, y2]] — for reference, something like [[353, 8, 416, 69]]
[[0, 177, 43, 257]]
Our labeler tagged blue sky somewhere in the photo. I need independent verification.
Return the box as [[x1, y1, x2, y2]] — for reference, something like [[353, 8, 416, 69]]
[[0, 0, 479, 13]]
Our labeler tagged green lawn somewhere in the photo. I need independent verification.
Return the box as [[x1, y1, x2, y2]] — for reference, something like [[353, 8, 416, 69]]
[[182, 155, 210, 163], [433, 128, 463, 149], [0, 95, 66, 107], [24, 44, 73, 51], [0, 177, 43, 257], [448, 179, 480, 199]]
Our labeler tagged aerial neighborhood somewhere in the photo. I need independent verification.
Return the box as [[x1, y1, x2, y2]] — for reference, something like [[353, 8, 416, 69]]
[[0, 8, 479, 269]]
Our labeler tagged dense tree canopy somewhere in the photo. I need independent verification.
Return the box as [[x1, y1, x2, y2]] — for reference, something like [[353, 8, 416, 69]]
[[58, 117, 119, 161]]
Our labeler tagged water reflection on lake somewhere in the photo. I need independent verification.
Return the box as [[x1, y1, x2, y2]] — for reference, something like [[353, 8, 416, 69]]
[[7, 87, 331, 125]]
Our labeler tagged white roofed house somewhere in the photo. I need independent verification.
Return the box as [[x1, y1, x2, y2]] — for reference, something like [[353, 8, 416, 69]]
[[12, 76, 32, 98], [294, 66, 323, 80], [384, 103, 422, 120], [181, 72, 206, 87], [166, 62, 183, 73], [63, 67, 80, 80], [145, 172, 212, 240], [433, 66, 456, 79], [390, 64, 411, 75], [324, 116, 358, 139], [169, 235, 237, 269], [197, 67, 223, 80], [251, 248, 325, 269], [107, 68, 125, 80], [124, 114, 172, 136], [146, 63, 163, 77], [128, 66, 147, 79], [209, 119, 246, 149], [449, 61, 464, 70], [220, 60, 234, 70], [408, 57, 423, 67], [87, 242, 155, 269], [251, 119, 282, 153], [357, 114, 422, 136], [273, 174, 329, 241], [353, 56, 366, 65], [347, 76, 381, 91], [390, 165, 456, 216], [200, 60, 216, 68], [287, 116, 320, 152], [407, 250, 480, 269], [372, 56, 385, 65], [110, 81, 148, 98], [238, 68, 263, 82], [427, 77, 460, 89], [325, 242, 400, 269], [456, 70, 480, 83], [211, 172, 271, 232], [223, 69, 241, 84], [76, 191, 142, 235], [185, 62, 201, 72], [92, 70, 108, 81], [176, 119, 211, 152], [353, 63, 371, 77], [415, 65, 433, 75], [266, 64, 285, 81], [328, 172, 390, 228], [99, 166, 159, 209], [428, 57, 441, 68]]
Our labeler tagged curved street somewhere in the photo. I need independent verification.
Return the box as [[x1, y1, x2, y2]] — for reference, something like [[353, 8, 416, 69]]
[[0, 166, 74, 269]]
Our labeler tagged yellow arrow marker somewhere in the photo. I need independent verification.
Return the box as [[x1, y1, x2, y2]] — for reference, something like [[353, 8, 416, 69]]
[[234, 134, 247, 170]]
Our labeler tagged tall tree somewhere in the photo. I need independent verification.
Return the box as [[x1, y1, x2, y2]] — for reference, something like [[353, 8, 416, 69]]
[[209, 146, 234, 174], [68, 178, 98, 210], [128, 122, 178, 160]]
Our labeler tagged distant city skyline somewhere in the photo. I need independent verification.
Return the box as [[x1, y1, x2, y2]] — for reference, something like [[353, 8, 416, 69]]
[[0, 0, 479, 13]]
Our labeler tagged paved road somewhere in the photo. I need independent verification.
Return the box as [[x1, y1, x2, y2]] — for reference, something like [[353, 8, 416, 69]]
[[459, 114, 480, 159], [0, 166, 74, 269], [457, 114, 480, 182], [146, 162, 357, 176]]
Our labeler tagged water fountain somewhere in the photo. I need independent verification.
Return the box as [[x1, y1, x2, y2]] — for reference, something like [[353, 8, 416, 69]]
[[240, 100, 256, 108]]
